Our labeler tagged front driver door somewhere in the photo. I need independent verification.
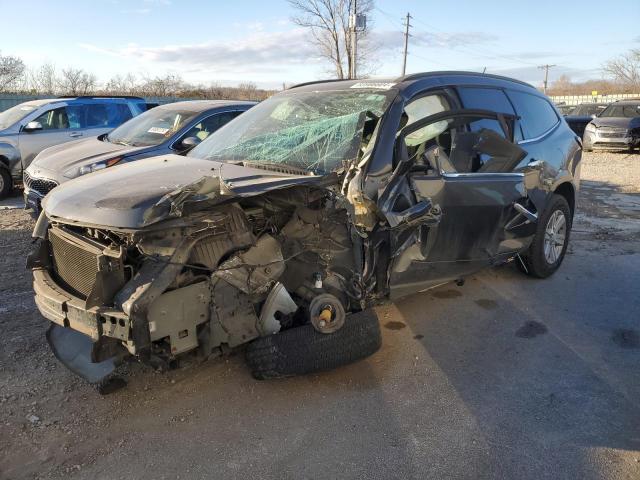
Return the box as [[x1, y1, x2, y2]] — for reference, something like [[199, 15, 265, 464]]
[[380, 109, 538, 299]]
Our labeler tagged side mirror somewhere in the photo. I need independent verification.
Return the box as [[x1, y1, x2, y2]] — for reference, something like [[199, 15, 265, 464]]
[[180, 136, 201, 150], [24, 121, 43, 132]]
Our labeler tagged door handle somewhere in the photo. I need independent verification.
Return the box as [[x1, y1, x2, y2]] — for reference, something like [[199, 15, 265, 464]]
[[69, 132, 83, 138]]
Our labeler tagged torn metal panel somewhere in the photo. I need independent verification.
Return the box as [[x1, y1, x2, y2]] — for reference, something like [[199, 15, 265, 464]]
[[147, 281, 211, 355], [213, 234, 284, 295], [207, 279, 260, 349]]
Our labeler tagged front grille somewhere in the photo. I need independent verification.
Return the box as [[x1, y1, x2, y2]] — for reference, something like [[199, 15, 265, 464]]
[[49, 228, 100, 299], [24, 171, 58, 197], [599, 132, 627, 138]]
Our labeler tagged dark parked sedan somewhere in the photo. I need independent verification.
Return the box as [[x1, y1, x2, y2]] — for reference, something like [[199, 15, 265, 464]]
[[563, 102, 608, 138], [29, 72, 581, 389], [24, 100, 255, 211]]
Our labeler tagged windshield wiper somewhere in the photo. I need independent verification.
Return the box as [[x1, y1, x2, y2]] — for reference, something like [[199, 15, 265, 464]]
[[107, 137, 130, 146]]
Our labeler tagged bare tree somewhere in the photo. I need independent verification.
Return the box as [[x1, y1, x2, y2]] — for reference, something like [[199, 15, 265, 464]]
[[0, 52, 26, 92], [288, 0, 374, 79], [549, 74, 573, 95], [104, 73, 138, 94], [603, 49, 640, 91], [138, 73, 185, 97], [58, 68, 97, 95], [29, 63, 58, 94]]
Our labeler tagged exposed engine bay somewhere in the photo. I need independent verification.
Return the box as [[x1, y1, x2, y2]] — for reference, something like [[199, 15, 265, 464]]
[[29, 183, 381, 383]]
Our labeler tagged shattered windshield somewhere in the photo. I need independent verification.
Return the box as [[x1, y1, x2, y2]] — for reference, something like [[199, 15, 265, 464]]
[[189, 89, 395, 175]]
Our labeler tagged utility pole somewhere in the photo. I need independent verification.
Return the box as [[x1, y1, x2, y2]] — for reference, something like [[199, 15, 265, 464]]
[[349, 0, 366, 79], [538, 64, 556, 94], [402, 12, 412, 76]]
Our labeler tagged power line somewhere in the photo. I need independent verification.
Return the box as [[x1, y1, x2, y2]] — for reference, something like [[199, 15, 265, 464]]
[[402, 12, 412, 76], [408, 15, 541, 68]]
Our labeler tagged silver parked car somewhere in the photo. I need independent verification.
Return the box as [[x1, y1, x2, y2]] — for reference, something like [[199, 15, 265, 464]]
[[583, 100, 640, 152], [0, 96, 147, 198], [23, 100, 255, 212]]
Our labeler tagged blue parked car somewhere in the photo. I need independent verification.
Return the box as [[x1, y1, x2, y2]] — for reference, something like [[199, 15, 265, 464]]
[[0, 95, 148, 198], [24, 100, 256, 211]]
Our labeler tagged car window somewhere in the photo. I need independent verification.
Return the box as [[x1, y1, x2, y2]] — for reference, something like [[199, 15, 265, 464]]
[[506, 90, 558, 140], [401, 94, 450, 147], [181, 111, 243, 143], [85, 104, 110, 128], [100, 103, 134, 127], [32, 107, 70, 130], [457, 87, 516, 115], [401, 114, 525, 175], [65, 105, 85, 129], [457, 87, 521, 141]]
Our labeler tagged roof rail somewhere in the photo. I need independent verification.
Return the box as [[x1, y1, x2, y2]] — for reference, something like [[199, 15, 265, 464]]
[[395, 71, 533, 88], [287, 79, 349, 90], [56, 95, 145, 100]]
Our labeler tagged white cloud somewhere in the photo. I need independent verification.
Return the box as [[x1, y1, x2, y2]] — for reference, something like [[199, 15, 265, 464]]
[[79, 29, 321, 75]]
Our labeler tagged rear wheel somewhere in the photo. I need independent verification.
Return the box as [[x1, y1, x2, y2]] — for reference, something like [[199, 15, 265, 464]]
[[245, 308, 381, 380], [519, 194, 571, 278], [0, 169, 12, 199]]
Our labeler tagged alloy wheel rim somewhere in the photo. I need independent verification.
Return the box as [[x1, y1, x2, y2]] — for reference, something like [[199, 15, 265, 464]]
[[543, 210, 566, 265]]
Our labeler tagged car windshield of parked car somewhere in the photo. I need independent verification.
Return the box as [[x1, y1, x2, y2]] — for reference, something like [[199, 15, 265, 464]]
[[0, 103, 39, 129], [572, 104, 606, 116], [106, 107, 199, 147], [189, 89, 395, 175], [599, 104, 640, 118]]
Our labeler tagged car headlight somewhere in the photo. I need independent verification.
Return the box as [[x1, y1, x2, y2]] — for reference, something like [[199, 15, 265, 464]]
[[65, 157, 123, 178], [584, 123, 596, 134]]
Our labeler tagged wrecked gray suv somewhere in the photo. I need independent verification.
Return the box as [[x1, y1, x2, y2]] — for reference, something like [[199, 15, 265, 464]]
[[29, 72, 581, 390]]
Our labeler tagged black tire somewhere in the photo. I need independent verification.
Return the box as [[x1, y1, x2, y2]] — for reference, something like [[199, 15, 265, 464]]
[[519, 194, 572, 278], [0, 168, 12, 199], [246, 308, 381, 380]]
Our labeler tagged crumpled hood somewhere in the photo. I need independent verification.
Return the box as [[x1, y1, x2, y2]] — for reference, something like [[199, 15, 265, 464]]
[[591, 117, 640, 129], [29, 137, 147, 178], [43, 154, 319, 230]]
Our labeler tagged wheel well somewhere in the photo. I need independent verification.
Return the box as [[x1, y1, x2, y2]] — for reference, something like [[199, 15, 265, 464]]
[[554, 182, 575, 218], [0, 155, 9, 170]]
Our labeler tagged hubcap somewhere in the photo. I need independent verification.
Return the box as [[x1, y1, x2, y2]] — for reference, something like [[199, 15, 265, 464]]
[[543, 210, 566, 265]]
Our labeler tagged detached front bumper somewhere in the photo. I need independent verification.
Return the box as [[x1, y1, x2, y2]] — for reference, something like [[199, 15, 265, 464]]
[[33, 268, 130, 342]]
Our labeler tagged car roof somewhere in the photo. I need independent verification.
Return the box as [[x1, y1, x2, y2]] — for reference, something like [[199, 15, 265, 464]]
[[155, 100, 257, 112], [18, 99, 59, 107], [289, 71, 537, 94], [612, 99, 640, 105]]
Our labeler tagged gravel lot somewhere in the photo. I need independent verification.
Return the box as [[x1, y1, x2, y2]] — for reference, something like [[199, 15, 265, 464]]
[[0, 152, 638, 480]]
